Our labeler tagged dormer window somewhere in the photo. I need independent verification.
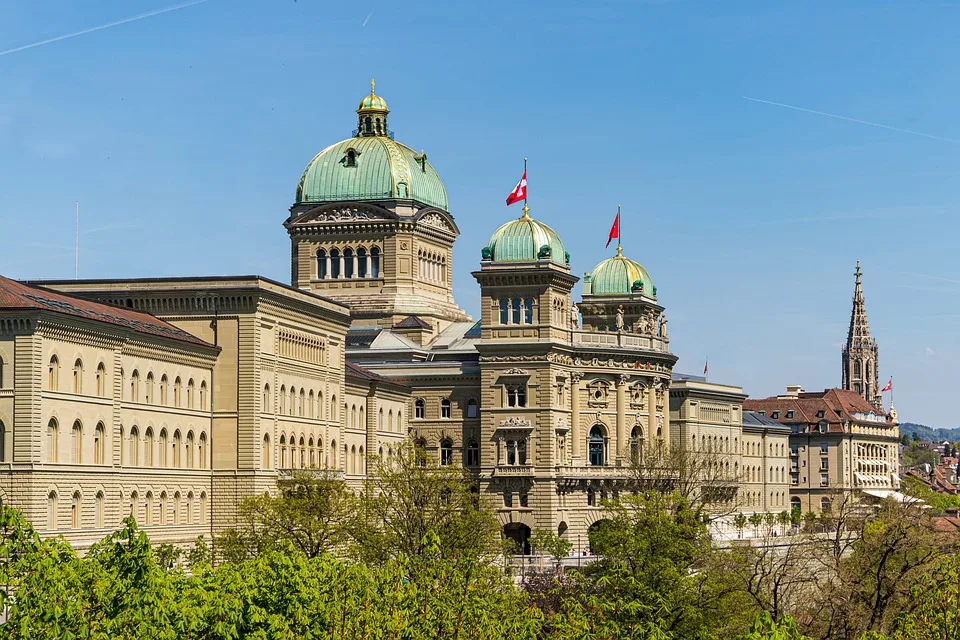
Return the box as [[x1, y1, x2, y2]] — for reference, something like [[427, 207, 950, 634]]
[[816, 409, 825, 418], [344, 148, 358, 167], [772, 411, 780, 419], [786, 410, 794, 419]]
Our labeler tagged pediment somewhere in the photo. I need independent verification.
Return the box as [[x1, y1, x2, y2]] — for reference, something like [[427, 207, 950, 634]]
[[413, 208, 460, 235]]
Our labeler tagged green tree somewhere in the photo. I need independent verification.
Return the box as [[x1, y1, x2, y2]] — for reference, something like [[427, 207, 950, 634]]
[[741, 612, 812, 639], [749, 512, 764, 536], [734, 513, 748, 538], [217, 469, 353, 562], [350, 443, 502, 569], [530, 528, 572, 567]]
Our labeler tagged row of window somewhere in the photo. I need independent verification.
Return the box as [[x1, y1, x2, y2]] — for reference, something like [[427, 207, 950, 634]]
[[316, 247, 381, 280], [417, 250, 446, 284], [45, 419, 208, 469], [741, 491, 788, 508], [497, 298, 535, 325], [744, 465, 788, 484], [413, 397, 480, 419], [46, 488, 207, 531], [46, 357, 209, 409], [264, 384, 336, 420]]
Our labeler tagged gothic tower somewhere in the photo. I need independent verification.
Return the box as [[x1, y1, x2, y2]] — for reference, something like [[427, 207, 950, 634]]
[[842, 261, 881, 410], [285, 80, 470, 336]]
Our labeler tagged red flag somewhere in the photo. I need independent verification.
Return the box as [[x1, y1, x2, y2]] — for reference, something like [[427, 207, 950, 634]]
[[605, 211, 620, 248], [506, 170, 527, 206], [881, 379, 892, 392], [703, 358, 709, 376]]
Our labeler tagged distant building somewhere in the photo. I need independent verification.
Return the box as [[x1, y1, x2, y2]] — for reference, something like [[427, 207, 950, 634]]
[[842, 262, 882, 410], [745, 386, 900, 512]]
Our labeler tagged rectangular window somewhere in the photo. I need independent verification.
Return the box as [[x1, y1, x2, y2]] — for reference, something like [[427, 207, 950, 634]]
[[786, 410, 794, 419], [820, 443, 829, 455], [499, 300, 509, 325], [503, 491, 513, 508], [772, 411, 780, 419], [790, 444, 799, 456], [820, 459, 828, 471], [791, 473, 799, 485], [820, 474, 829, 487], [519, 492, 528, 507], [511, 298, 521, 324], [523, 298, 533, 324]]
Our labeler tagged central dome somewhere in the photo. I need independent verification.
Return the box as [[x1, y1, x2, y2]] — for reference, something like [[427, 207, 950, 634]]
[[484, 207, 568, 266], [295, 81, 448, 211]]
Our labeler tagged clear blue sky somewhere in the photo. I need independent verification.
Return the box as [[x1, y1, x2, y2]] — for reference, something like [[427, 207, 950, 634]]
[[1, 1, 957, 426]]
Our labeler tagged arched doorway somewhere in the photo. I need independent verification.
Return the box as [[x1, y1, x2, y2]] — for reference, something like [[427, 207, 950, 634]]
[[587, 518, 612, 554], [790, 496, 802, 513], [503, 523, 531, 555], [589, 425, 605, 466]]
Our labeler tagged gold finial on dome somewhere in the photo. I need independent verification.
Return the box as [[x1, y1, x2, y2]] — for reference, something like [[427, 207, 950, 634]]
[[521, 203, 531, 219], [370, 77, 376, 96]]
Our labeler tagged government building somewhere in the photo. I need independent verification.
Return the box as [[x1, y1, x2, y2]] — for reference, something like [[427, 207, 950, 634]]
[[1, 83, 790, 550]]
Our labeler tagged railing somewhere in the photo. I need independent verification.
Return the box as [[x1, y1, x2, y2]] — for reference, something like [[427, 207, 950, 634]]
[[277, 468, 345, 480], [555, 465, 633, 479], [493, 465, 535, 477], [571, 331, 669, 353]]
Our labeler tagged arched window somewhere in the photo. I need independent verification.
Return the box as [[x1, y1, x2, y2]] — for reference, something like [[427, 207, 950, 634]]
[[160, 374, 168, 404], [589, 425, 605, 466], [357, 247, 367, 278], [299, 436, 306, 468], [159, 492, 167, 525], [129, 491, 139, 519], [263, 384, 271, 413], [186, 431, 195, 468], [71, 491, 82, 529], [358, 445, 365, 473], [200, 381, 208, 410], [172, 430, 182, 468], [299, 389, 306, 417], [440, 439, 453, 466], [145, 428, 155, 466], [145, 492, 154, 525], [466, 398, 478, 419], [279, 435, 287, 467], [262, 433, 271, 469], [72, 421, 83, 464], [330, 439, 337, 469], [187, 379, 195, 408], [279, 385, 286, 414], [523, 298, 534, 324], [343, 248, 354, 278], [48, 491, 58, 530], [317, 249, 328, 279], [330, 249, 341, 278], [186, 491, 195, 524], [308, 390, 315, 418], [129, 427, 140, 466], [130, 370, 140, 402], [629, 426, 642, 462], [466, 440, 479, 466], [173, 377, 182, 407], [173, 492, 181, 525], [507, 385, 527, 408], [145, 372, 154, 403], [791, 496, 802, 512], [821, 497, 831, 513], [198, 432, 206, 469], [290, 387, 297, 416], [370, 246, 380, 277], [47, 419, 59, 463], [94, 423, 105, 464], [415, 398, 425, 419], [158, 429, 168, 466], [331, 395, 337, 422], [378, 407, 384, 430], [48, 355, 60, 390], [200, 492, 207, 524], [441, 398, 451, 419], [96, 362, 106, 396], [500, 300, 509, 325], [0, 421, 5, 463], [95, 491, 104, 529]]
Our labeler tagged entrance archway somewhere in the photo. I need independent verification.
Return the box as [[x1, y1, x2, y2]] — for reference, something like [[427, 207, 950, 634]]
[[587, 518, 613, 554], [503, 523, 531, 555]]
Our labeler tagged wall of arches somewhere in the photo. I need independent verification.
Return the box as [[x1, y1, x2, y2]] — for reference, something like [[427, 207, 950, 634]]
[[316, 245, 381, 280]]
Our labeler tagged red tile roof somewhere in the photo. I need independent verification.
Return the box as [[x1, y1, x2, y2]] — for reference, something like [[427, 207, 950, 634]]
[[744, 388, 892, 433], [0, 276, 212, 348]]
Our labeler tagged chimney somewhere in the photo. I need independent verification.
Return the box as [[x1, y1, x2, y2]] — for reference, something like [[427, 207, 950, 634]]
[[785, 385, 802, 398]]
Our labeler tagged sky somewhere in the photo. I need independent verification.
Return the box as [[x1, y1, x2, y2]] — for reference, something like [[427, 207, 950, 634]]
[[0, 0, 958, 426]]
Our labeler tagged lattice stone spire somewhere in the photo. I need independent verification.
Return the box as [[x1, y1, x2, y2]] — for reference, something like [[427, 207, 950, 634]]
[[842, 261, 881, 409]]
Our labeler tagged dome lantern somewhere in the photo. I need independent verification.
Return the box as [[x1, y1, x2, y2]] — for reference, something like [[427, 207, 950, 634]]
[[483, 205, 568, 267], [356, 78, 390, 138], [585, 244, 656, 299]]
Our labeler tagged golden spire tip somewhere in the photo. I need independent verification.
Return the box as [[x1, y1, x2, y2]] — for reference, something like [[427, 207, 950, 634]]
[[521, 203, 530, 218], [370, 77, 376, 96]]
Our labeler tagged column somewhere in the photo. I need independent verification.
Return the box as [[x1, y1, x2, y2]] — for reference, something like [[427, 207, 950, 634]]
[[511, 441, 518, 466], [570, 372, 582, 463], [648, 381, 658, 444], [352, 254, 359, 278], [365, 254, 371, 278], [662, 381, 670, 448], [616, 375, 627, 464], [497, 437, 504, 466]]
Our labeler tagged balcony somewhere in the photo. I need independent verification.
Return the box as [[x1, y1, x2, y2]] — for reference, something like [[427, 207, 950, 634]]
[[493, 465, 535, 477], [555, 465, 634, 479], [571, 331, 669, 353], [277, 468, 345, 481]]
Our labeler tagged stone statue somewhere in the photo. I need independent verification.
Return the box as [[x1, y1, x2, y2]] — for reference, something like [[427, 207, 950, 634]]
[[659, 313, 668, 338], [570, 302, 580, 329], [616, 305, 625, 331]]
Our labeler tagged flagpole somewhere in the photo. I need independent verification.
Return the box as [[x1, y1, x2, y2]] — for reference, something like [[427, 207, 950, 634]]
[[523, 157, 528, 216], [617, 203, 621, 252]]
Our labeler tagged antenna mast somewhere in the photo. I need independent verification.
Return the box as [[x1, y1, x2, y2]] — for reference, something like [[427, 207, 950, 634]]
[[75, 201, 79, 279]]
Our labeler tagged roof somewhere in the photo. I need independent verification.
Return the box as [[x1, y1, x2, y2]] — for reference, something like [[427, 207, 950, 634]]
[[345, 360, 390, 382], [743, 410, 791, 432], [0, 275, 211, 348], [394, 315, 431, 330], [484, 209, 568, 266], [295, 135, 447, 210], [586, 246, 655, 298], [744, 388, 893, 434]]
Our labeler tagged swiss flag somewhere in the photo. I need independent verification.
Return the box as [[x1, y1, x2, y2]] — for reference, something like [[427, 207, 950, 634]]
[[506, 170, 527, 206], [605, 211, 620, 248], [881, 379, 892, 392]]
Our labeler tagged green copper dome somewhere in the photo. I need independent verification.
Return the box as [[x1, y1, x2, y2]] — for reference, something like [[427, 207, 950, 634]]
[[295, 137, 448, 210], [358, 93, 388, 111], [484, 207, 568, 266], [587, 246, 656, 297]]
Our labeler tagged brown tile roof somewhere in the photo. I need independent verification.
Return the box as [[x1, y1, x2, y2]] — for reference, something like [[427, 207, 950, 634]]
[[744, 388, 892, 434], [394, 315, 431, 330], [0, 276, 212, 348], [345, 361, 390, 383]]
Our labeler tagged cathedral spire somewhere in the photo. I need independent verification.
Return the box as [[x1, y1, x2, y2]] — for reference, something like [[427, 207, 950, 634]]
[[842, 260, 882, 409]]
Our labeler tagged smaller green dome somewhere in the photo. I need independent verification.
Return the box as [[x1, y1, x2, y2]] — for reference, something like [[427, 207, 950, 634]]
[[484, 206, 568, 266], [358, 78, 388, 112], [588, 246, 656, 297]]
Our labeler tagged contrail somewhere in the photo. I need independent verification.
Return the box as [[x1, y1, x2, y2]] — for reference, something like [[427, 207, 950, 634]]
[[743, 96, 960, 144], [0, 0, 210, 57], [361, 9, 375, 27]]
